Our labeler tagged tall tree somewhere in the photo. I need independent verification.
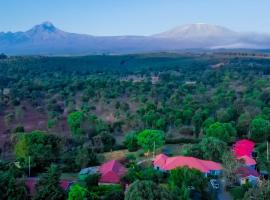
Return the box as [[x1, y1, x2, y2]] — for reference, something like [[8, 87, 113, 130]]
[[34, 165, 66, 200], [0, 169, 28, 200], [125, 180, 175, 200], [15, 131, 61, 170], [205, 122, 236, 142], [221, 151, 240, 187], [169, 167, 207, 200], [199, 137, 227, 162], [137, 130, 165, 153], [250, 116, 270, 142], [67, 111, 85, 136], [124, 131, 139, 152]]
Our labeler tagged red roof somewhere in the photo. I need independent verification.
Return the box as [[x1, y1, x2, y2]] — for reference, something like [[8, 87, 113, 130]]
[[25, 177, 37, 195], [99, 160, 127, 183], [237, 155, 256, 166], [233, 139, 255, 157], [154, 154, 222, 173], [236, 167, 259, 178], [25, 178, 73, 196], [154, 154, 168, 167]]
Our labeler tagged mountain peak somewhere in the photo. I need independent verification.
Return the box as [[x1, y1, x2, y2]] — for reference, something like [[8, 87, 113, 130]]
[[40, 21, 55, 29], [154, 23, 236, 39], [27, 21, 58, 34]]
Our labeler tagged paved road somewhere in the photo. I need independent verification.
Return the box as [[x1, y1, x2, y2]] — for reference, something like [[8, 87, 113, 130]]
[[136, 158, 153, 165], [217, 179, 232, 200]]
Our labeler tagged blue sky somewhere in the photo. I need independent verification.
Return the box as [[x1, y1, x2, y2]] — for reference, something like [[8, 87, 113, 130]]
[[1, 0, 269, 35]]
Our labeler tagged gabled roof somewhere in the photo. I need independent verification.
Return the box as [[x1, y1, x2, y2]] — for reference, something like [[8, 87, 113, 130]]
[[236, 167, 259, 178], [237, 155, 256, 166], [99, 160, 127, 183], [154, 154, 222, 173]]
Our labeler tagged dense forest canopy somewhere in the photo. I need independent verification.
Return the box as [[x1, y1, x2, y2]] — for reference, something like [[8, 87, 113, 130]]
[[1, 53, 270, 147], [1, 52, 270, 199]]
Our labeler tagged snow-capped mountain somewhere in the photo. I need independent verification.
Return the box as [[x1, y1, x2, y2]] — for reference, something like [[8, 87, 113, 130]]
[[0, 22, 270, 55], [153, 23, 237, 39]]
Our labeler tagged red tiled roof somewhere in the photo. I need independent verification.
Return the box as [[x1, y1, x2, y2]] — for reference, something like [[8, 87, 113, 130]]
[[154, 154, 222, 173], [237, 155, 256, 166], [236, 167, 259, 178], [99, 160, 127, 183]]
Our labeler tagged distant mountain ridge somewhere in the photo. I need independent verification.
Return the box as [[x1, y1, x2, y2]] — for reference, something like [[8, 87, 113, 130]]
[[1, 22, 270, 55]]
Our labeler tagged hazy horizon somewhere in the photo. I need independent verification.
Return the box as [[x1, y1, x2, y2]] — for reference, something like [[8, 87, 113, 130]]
[[1, 0, 270, 36]]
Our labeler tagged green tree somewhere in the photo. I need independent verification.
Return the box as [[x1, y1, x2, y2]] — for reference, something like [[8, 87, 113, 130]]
[[0, 169, 28, 200], [202, 117, 215, 134], [68, 184, 88, 200], [243, 179, 270, 200], [180, 143, 203, 159], [75, 147, 99, 168], [34, 165, 66, 200], [137, 130, 165, 152], [15, 131, 61, 170], [236, 112, 251, 137], [100, 132, 116, 151], [221, 151, 240, 187], [250, 116, 270, 142], [191, 109, 204, 137], [205, 122, 236, 142], [67, 111, 85, 136], [125, 180, 175, 200], [169, 167, 207, 199], [85, 174, 100, 189], [124, 131, 139, 152], [199, 137, 227, 162]]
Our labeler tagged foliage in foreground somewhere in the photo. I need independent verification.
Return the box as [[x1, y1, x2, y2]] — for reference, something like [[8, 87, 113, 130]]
[[125, 180, 175, 200]]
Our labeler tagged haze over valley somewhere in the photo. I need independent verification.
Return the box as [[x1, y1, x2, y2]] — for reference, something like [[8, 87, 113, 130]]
[[1, 22, 270, 55]]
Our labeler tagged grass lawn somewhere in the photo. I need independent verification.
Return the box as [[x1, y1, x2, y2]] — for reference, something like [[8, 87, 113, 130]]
[[100, 149, 130, 162]]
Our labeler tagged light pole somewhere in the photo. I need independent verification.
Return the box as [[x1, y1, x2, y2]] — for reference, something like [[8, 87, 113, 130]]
[[28, 156, 31, 177], [267, 136, 270, 162], [153, 141, 156, 159]]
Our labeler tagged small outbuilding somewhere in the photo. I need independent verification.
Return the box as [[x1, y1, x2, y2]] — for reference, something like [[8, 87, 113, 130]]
[[79, 166, 99, 180], [236, 166, 259, 186], [99, 160, 127, 184]]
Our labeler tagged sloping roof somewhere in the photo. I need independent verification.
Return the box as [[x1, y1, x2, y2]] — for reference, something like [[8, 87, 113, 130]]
[[25, 177, 37, 195], [237, 155, 256, 166], [24, 177, 73, 196], [233, 139, 255, 157], [154, 154, 222, 173], [154, 154, 168, 167], [236, 167, 259, 178], [99, 160, 127, 183], [79, 166, 99, 175], [60, 180, 73, 191]]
